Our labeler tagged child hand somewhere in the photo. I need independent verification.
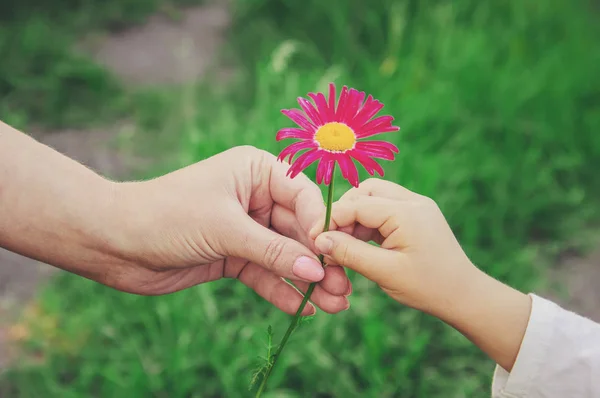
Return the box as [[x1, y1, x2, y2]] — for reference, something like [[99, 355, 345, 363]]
[[309, 178, 476, 316], [310, 179, 531, 373]]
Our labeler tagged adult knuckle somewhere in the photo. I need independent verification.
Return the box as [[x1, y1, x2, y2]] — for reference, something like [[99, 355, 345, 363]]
[[287, 189, 302, 211], [263, 237, 288, 270]]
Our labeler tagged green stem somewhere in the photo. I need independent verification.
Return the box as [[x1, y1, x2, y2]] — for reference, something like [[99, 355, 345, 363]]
[[255, 171, 335, 397]]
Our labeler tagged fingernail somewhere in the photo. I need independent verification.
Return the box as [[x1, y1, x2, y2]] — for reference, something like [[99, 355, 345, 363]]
[[293, 256, 324, 281], [315, 235, 333, 254], [344, 282, 353, 297], [343, 298, 351, 311]]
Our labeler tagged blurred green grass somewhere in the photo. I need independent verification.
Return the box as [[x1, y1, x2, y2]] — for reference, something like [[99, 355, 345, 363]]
[[2, 0, 600, 397], [0, 0, 202, 128]]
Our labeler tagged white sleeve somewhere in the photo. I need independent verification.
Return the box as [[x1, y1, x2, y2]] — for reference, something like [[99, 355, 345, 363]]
[[491, 294, 600, 398]]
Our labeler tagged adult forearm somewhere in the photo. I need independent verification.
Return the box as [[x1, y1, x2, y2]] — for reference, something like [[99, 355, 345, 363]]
[[0, 121, 126, 280]]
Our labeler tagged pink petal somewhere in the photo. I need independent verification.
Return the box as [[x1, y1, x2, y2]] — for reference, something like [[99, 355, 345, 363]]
[[349, 150, 385, 176], [316, 151, 337, 186], [281, 109, 316, 132], [358, 116, 400, 138], [324, 157, 336, 185], [345, 89, 366, 124], [355, 115, 395, 138], [335, 85, 349, 121], [276, 127, 313, 141], [337, 88, 363, 124], [307, 92, 334, 123], [359, 140, 400, 153], [354, 144, 397, 160], [358, 125, 400, 139], [327, 83, 337, 118], [357, 148, 395, 160], [278, 141, 317, 163], [288, 149, 322, 179], [349, 95, 384, 129], [355, 141, 399, 160], [297, 97, 323, 126], [315, 151, 332, 184], [336, 154, 359, 187]]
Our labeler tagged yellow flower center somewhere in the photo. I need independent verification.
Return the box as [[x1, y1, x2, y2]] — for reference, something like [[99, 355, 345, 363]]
[[314, 122, 356, 152]]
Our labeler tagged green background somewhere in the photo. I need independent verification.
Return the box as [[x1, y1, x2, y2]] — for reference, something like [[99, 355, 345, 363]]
[[1, 0, 599, 396]]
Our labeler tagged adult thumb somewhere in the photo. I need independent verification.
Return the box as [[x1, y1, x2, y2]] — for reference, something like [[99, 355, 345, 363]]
[[227, 213, 325, 283], [314, 231, 399, 285]]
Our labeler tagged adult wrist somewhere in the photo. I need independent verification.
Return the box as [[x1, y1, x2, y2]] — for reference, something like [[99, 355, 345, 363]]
[[59, 178, 135, 271], [94, 180, 155, 265], [2, 174, 136, 283], [99, 179, 189, 271]]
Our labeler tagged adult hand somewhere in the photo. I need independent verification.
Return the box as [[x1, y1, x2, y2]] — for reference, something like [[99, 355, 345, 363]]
[[0, 122, 350, 315], [101, 146, 352, 314]]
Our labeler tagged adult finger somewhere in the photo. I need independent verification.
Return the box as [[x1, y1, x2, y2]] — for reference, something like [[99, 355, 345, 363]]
[[225, 210, 325, 283], [269, 208, 350, 296], [236, 262, 316, 315], [319, 265, 351, 296], [265, 152, 327, 234], [270, 204, 313, 249], [293, 281, 350, 314], [270, 205, 351, 294]]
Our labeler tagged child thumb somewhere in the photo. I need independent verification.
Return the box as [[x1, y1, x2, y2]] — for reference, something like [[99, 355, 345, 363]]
[[314, 231, 398, 284]]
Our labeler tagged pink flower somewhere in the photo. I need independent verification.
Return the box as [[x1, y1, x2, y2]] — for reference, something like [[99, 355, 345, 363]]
[[276, 83, 400, 187]]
